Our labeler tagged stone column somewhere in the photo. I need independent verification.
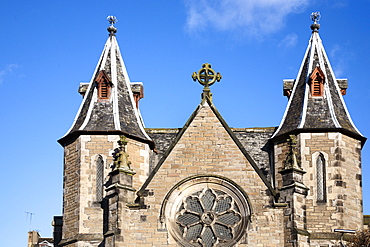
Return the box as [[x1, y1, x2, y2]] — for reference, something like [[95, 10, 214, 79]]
[[278, 135, 309, 246], [103, 136, 138, 247]]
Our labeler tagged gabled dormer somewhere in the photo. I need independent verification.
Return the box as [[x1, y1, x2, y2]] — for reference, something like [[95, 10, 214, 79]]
[[309, 66, 325, 97], [95, 70, 112, 101]]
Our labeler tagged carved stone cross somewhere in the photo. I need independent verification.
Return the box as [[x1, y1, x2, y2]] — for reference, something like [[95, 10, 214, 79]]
[[192, 63, 222, 88]]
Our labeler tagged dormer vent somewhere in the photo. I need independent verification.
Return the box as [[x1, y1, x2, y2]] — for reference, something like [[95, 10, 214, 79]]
[[95, 70, 112, 100], [310, 66, 325, 97]]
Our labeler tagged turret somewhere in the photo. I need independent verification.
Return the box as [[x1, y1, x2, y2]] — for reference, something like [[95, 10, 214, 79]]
[[271, 12, 366, 246], [57, 17, 152, 247], [272, 12, 365, 144]]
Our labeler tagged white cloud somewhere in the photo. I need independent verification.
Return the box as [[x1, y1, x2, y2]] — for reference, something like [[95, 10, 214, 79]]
[[329, 44, 343, 59], [332, 0, 348, 8], [279, 33, 298, 48], [0, 64, 18, 84], [329, 44, 355, 78], [185, 0, 309, 36]]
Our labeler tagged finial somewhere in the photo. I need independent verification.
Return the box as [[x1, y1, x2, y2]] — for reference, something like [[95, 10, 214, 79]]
[[283, 135, 302, 170], [111, 136, 135, 174], [192, 63, 222, 101], [107, 16, 118, 36], [310, 12, 321, 32]]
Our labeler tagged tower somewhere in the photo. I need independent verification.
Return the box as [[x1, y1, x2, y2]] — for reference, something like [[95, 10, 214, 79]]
[[271, 12, 366, 246], [57, 16, 153, 246]]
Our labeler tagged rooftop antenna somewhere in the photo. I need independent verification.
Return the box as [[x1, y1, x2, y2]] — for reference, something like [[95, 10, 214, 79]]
[[25, 211, 35, 230]]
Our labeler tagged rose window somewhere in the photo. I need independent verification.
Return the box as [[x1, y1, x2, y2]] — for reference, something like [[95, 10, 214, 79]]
[[163, 177, 250, 247], [176, 188, 242, 247]]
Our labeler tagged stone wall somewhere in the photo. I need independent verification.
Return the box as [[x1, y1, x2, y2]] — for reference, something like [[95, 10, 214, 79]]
[[62, 138, 80, 241], [274, 132, 363, 246], [300, 133, 362, 233], [115, 104, 286, 246], [61, 135, 150, 247]]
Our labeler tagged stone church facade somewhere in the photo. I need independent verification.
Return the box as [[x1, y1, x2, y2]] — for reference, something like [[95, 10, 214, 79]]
[[55, 15, 366, 247]]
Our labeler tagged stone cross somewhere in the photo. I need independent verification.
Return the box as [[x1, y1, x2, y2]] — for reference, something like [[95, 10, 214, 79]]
[[192, 63, 222, 100], [192, 63, 222, 88]]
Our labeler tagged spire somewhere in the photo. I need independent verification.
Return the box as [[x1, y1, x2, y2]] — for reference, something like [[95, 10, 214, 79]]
[[272, 13, 365, 142], [59, 16, 152, 146]]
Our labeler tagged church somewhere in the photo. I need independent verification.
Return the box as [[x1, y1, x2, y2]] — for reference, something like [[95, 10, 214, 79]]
[[53, 14, 366, 246]]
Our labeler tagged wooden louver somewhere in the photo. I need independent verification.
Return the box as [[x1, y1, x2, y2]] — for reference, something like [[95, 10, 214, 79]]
[[310, 66, 325, 97], [95, 70, 111, 100]]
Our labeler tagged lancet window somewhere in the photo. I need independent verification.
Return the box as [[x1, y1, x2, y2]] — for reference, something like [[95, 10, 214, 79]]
[[96, 155, 104, 202], [316, 153, 326, 202]]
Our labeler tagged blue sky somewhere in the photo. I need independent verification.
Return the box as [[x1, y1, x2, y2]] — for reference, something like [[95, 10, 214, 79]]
[[1, 1, 369, 246]]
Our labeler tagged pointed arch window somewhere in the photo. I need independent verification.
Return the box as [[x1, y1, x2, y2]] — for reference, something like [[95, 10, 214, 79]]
[[95, 70, 112, 100], [96, 155, 104, 202], [316, 153, 326, 202], [310, 66, 325, 97]]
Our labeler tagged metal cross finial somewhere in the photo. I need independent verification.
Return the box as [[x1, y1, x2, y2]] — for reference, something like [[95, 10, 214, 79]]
[[107, 16, 118, 26], [310, 12, 321, 24], [107, 16, 118, 36]]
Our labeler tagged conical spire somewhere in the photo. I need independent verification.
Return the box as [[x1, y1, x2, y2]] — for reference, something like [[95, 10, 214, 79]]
[[272, 13, 364, 143], [59, 17, 152, 146]]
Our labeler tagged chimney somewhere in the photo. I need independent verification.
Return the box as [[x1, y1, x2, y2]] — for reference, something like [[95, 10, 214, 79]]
[[28, 231, 40, 247]]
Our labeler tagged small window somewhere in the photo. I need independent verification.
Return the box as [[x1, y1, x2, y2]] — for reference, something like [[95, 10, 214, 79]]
[[96, 155, 104, 202], [310, 66, 325, 97], [316, 153, 326, 202]]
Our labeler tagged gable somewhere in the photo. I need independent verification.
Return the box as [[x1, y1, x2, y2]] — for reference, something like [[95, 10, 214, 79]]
[[145, 101, 273, 193], [138, 100, 278, 245]]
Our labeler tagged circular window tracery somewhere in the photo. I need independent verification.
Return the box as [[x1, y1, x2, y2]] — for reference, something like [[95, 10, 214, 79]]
[[163, 176, 250, 247]]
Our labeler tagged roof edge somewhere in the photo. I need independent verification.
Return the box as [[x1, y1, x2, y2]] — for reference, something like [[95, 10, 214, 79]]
[[137, 102, 203, 196], [270, 128, 366, 148], [206, 97, 278, 198], [57, 130, 155, 149]]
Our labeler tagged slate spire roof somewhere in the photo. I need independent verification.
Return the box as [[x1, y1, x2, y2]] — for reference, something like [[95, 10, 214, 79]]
[[59, 18, 152, 146], [272, 14, 364, 143]]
